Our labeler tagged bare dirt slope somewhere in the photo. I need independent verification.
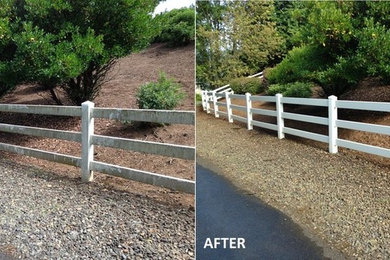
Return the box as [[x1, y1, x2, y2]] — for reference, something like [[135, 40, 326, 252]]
[[0, 43, 195, 208]]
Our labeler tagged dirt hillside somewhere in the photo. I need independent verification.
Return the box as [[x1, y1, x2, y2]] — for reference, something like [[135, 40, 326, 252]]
[[0, 43, 195, 208]]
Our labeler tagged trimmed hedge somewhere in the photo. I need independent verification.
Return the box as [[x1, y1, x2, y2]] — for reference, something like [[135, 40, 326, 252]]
[[267, 82, 313, 98], [229, 77, 265, 94]]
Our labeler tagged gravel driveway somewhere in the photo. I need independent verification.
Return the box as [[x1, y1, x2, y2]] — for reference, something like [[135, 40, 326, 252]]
[[197, 110, 390, 259], [0, 159, 194, 259]]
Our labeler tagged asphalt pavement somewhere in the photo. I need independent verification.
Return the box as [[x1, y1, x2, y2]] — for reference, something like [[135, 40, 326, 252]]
[[196, 164, 333, 260]]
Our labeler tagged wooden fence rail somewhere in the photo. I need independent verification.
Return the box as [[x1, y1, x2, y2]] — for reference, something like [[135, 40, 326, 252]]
[[0, 102, 195, 194], [201, 91, 390, 159]]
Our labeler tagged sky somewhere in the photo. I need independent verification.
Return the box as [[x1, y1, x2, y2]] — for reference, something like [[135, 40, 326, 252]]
[[154, 0, 194, 15]]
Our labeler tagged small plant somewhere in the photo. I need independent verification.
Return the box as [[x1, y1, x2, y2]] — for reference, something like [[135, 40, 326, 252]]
[[229, 77, 265, 94], [267, 82, 313, 98], [136, 72, 185, 110], [195, 93, 202, 105]]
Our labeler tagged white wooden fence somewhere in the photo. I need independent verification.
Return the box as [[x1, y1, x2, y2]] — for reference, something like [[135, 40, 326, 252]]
[[0, 102, 195, 194], [201, 91, 390, 159]]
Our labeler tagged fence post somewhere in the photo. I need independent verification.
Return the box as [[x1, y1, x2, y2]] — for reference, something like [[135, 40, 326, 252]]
[[201, 91, 205, 111], [225, 91, 233, 123], [328, 95, 338, 154], [81, 101, 94, 182], [202, 91, 207, 111], [212, 91, 219, 118], [206, 91, 211, 114], [245, 93, 253, 130], [276, 93, 285, 139]]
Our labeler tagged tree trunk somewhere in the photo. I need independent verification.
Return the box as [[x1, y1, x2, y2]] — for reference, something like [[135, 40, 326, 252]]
[[42, 82, 62, 105]]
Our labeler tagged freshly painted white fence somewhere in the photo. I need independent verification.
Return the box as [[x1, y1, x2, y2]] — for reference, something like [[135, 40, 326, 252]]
[[0, 102, 195, 194], [201, 91, 390, 159]]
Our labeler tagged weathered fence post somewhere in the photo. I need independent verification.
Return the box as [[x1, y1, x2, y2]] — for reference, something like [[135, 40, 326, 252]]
[[225, 91, 233, 123], [276, 93, 285, 139], [212, 91, 219, 118], [201, 91, 205, 110], [81, 101, 94, 182], [328, 95, 338, 153], [206, 91, 211, 114], [201, 91, 207, 111], [245, 93, 253, 130]]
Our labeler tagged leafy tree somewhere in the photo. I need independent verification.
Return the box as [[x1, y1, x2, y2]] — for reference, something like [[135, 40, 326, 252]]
[[357, 18, 390, 83], [154, 7, 195, 46], [196, 0, 226, 89], [267, 1, 390, 96], [0, 0, 158, 105], [196, 0, 283, 89]]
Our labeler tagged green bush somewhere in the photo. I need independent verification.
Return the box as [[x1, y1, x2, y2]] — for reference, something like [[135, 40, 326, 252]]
[[267, 82, 313, 97], [229, 77, 265, 94], [0, 0, 158, 104], [154, 8, 195, 46], [266, 45, 331, 85], [136, 72, 185, 110], [317, 57, 365, 96], [356, 18, 390, 83], [196, 93, 202, 102]]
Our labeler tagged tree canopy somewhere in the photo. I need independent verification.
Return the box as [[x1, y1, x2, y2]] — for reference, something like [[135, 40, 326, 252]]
[[197, 0, 390, 97], [0, 0, 159, 104], [196, 0, 283, 89], [153, 7, 195, 46]]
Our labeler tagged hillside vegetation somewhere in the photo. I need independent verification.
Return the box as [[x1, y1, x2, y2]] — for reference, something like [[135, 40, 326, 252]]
[[197, 1, 390, 100]]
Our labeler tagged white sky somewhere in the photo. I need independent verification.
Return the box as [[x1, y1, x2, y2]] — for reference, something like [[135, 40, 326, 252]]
[[154, 0, 194, 15]]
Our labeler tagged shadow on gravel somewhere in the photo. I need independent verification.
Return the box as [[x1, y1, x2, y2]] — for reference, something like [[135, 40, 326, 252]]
[[196, 164, 341, 260], [0, 252, 15, 260], [4, 160, 179, 209]]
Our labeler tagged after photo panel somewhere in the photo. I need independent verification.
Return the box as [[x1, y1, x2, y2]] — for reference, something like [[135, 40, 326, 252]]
[[196, 0, 390, 259]]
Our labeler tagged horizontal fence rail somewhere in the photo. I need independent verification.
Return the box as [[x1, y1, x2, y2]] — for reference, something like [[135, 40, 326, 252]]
[[92, 108, 195, 125], [0, 104, 82, 116], [201, 90, 390, 159], [91, 135, 195, 160], [336, 100, 390, 112], [0, 142, 81, 167], [0, 102, 195, 194], [91, 161, 194, 194], [0, 123, 82, 142]]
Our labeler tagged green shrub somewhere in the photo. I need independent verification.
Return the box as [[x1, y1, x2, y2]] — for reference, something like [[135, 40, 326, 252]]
[[196, 93, 202, 102], [136, 72, 185, 110], [317, 57, 365, 96], [356, 18, 390, 83], [1, 0, 158, 105], [154, 8, 195, 46], [267, 82, 313, 98], [266, 45, 331, 85], [229, 77, 265, 94]]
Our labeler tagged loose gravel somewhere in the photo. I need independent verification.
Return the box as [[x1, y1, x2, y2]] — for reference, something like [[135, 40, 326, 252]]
[[0, 159, 194, 259], [197, 111, 390, 259]]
